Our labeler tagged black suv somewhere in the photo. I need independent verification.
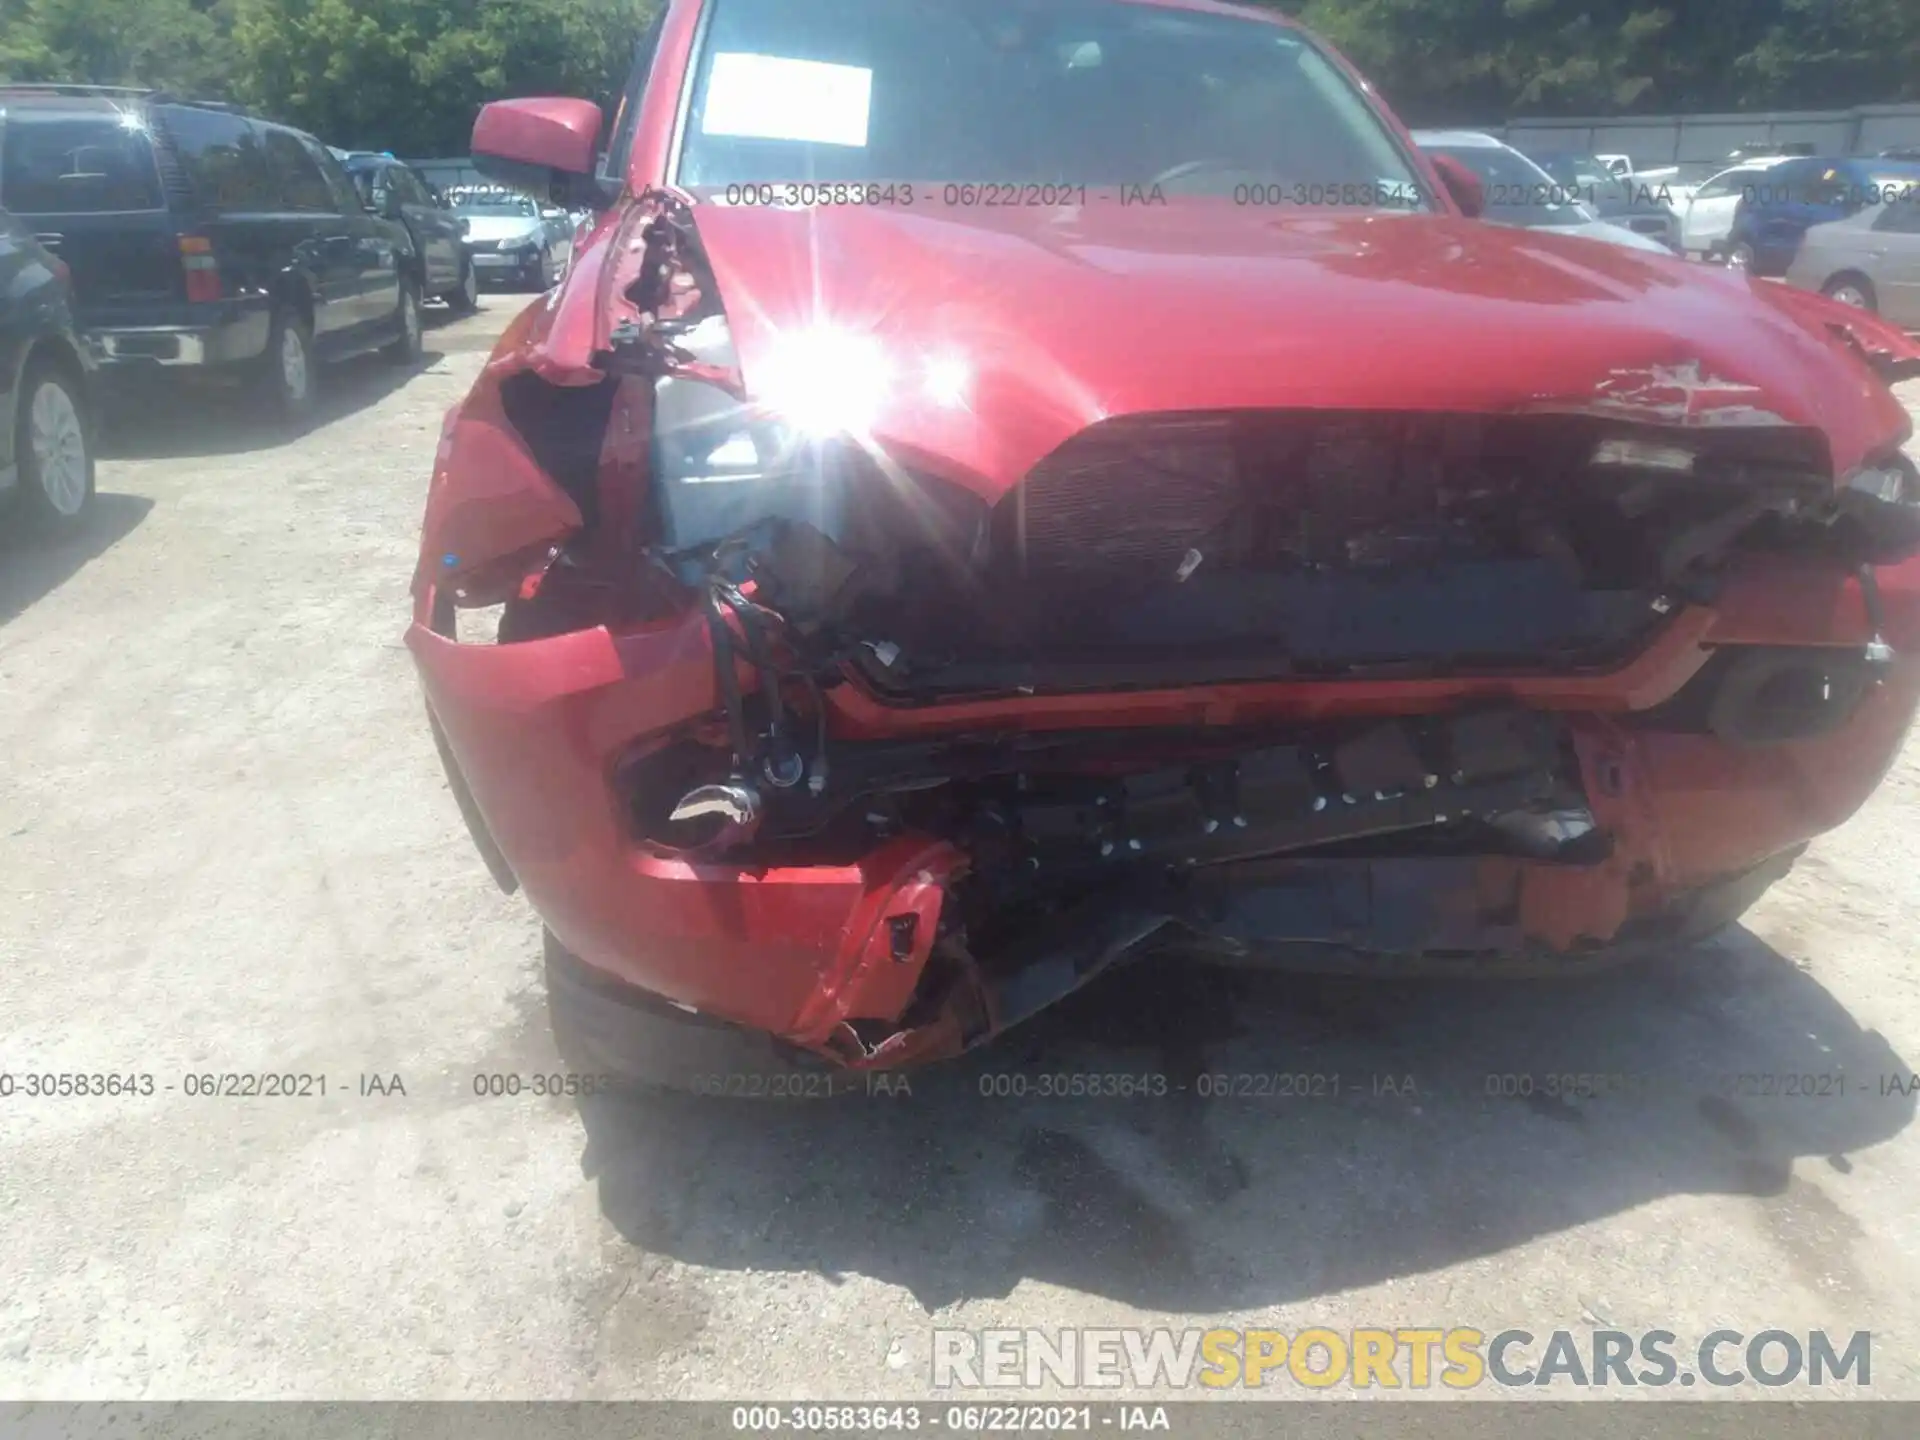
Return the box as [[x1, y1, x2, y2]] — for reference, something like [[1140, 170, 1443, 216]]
[[0, 86, 423, 423], [1, 206, 95, 528], [341, 153, 477, 314]]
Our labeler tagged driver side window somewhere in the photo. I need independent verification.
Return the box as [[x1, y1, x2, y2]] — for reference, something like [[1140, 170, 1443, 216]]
[[1875, 198, 1920, 235], [303, 137, 367, 214]]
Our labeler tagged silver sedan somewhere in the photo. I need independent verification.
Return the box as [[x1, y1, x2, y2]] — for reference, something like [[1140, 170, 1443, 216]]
[[1784, 195, 1920, 327]]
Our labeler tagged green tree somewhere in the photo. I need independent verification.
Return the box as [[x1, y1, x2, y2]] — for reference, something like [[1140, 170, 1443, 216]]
[[1286, 0, 1920, 119], [4, 0, 1916, 151], [0, 0, 234, 95], [1, 0, 655, 157], [1737, 0, 1920, 108], [227, 0, 656, 155]]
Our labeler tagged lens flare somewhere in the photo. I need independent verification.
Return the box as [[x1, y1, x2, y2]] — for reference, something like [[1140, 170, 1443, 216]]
[[922, 354, 972, 409], [755, 328, 892, 437]]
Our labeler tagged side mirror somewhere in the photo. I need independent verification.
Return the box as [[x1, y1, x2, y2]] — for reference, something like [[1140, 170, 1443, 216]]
[[472, 97, 607, 208], [1429, 153, 1486, 219]]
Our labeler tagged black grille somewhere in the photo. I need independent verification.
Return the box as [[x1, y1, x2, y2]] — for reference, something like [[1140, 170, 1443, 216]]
[[994, 409, 1831, 589], [1000, 411, 1505, 583], [1011, 416, 1240, 579]]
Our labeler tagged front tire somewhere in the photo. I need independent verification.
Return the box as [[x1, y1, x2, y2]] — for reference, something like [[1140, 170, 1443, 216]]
[[1823, 273, 1877, 311], [15, 362, 94, 530], [444, 259, 478, 315], [384, 276, 423, 364], [263, 307, 317, 428]]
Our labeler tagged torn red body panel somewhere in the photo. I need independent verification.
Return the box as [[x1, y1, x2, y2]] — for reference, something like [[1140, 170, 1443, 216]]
[[412, 0, 1920, 1081], [410, 552, 1920, 1063]]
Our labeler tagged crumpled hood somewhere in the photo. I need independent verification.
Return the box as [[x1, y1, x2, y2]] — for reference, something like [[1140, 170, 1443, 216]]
[[462, 215, 545, 245], [686, 199, 1914, 497]]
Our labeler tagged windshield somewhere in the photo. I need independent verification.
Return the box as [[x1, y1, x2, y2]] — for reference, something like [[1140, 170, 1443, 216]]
[[675, 0, 1430, 206], [453, 194, 538, 217], [1424, 143, 1595, 227]]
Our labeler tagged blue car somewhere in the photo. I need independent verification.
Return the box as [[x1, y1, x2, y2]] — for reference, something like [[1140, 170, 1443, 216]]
[[1723, 155, 1920, 276]]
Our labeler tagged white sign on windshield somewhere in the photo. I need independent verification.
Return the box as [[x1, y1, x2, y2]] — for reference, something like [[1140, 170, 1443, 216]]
[[700, 53, 873, 148]]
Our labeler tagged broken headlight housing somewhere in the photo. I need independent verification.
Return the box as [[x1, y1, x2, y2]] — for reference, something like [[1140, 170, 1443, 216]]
[[1833, 451, 1920, 565], [650, 373, 869, 559], [649, 319, 975, 563]]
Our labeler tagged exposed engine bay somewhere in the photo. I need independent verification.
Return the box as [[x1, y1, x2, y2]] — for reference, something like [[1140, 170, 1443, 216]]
[[632, 701, 1606, 959]]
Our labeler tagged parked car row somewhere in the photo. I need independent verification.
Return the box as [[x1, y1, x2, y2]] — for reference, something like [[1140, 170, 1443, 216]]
[[1411, 130, 1677, 254], [1413, 129, 1920, 331], [339, 152, 478, 312], [0, 84, 578, 533], [440, 185, 575, 291], [336, 158, 577, 295]]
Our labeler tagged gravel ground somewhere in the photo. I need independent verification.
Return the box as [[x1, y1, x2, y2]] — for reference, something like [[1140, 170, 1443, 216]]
[[4, 300, 1920, 1403]]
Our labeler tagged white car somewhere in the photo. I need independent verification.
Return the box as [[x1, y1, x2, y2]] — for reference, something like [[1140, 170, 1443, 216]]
[[1412, 131, 1672, 254], [1678, 158, 1796, 259]]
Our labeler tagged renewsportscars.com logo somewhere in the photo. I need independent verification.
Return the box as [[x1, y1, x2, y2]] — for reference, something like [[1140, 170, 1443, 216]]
[[931, 1327, 1872, 1391]]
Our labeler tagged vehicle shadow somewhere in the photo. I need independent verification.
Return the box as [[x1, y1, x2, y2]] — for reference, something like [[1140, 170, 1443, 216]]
[[569, 928, 1914, 1312], [97, 331, 455, 462], [0, 491, 153, 629]]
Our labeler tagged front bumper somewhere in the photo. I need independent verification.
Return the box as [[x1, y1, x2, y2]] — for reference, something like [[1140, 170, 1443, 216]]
[[410, 553, 1920, 1070], [470, 246, 545, 286]]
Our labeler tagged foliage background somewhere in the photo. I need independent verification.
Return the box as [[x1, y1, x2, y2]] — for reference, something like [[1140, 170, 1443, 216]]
[[0, 0, 661, 154], [1, 0, 1917, 153]]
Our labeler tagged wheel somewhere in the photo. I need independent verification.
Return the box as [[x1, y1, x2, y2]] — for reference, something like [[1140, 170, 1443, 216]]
[[542, 928, 847, 1097], [384, 276, 423, 364], [1823, 274, 1877, 311], [444, 258, 478, 315], [14, 362, 94, 529], [263, 307, 317, 427], [1727, 241, 1755, 270]]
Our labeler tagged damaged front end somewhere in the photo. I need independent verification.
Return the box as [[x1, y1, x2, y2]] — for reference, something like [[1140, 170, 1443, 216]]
[[410, 193, 1920, 1074]]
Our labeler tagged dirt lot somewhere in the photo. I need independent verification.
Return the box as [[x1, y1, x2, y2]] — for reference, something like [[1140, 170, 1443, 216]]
[[5, 299, 1920, 1402]]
